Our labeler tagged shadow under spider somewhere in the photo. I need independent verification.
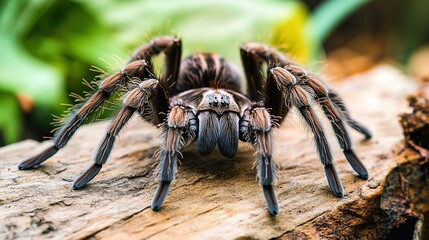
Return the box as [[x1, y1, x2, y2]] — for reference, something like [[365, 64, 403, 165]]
[[177, 143, 255, 180]]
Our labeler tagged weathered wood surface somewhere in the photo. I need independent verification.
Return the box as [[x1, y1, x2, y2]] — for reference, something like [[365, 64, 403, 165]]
[[0, 65, 425, 239]]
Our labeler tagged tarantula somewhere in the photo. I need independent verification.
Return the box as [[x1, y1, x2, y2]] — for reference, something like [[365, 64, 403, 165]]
[[18, 36, 371, 215]]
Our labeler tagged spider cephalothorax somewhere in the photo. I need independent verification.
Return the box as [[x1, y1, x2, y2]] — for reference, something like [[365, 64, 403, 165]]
[[18, 36, 372, 215]]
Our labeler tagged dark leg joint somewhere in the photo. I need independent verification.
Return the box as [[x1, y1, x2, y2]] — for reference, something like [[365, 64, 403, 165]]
[[298, 105, 309, 110]]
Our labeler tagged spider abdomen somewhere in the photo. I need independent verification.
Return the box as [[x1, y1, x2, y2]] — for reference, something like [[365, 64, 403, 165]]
[[175, 53, 244, 95]]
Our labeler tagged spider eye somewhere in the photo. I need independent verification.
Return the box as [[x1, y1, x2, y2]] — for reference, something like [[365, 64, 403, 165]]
[[204, 92, 232, 108], [220, 95, 230, 106], [207, 94, 220, 106]]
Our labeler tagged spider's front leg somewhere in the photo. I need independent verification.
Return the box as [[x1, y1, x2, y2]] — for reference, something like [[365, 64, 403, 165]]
[[241, 104, 279, 215], [18, 36, 181, 170], [152, 104, 197, 211], [73, 79, 169, 189], [17, 60, 151, 170], [241, 42, 371, 198]]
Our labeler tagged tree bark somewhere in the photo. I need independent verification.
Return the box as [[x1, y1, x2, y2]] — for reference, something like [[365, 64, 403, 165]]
[[0, 65, 427, 239]]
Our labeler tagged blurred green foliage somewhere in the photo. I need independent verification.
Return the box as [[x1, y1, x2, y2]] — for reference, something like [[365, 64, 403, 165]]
[[0, 0, 369, 145], [396, 0, 429, 63]]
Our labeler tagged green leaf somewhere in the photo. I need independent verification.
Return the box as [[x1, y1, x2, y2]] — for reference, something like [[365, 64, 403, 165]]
[[306, 0, 369, 59], [0, 92, 22, 144], [0, 0, 369, 145], [0, 37, 65, 107], [77, 0, 309, 63], [271, 3, 311, 63]]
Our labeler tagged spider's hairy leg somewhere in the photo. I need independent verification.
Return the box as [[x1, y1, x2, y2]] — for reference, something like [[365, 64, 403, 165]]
[[240, 42, 290, 124], [152, 105, 197, 211], [298, 102, 344, 197], [241, 105, 279, 215], [18, 60, 151, 170], [73, 79, 167, 189], [131, 36, 181, 89], [240, 42, 285, 102], [270, 67, 344, 197], [328, 90, 372, 139], [304, 76, 369, 179]]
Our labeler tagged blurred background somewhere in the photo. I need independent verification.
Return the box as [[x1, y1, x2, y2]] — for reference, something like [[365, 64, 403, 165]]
[[0, 0, 428, 146]]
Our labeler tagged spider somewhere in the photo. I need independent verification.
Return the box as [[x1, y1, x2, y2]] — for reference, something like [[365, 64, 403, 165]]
[[18, 36, 372, 216]]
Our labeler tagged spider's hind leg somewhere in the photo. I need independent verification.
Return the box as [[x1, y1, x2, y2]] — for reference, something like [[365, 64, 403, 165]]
[[328, 90, 372, 140], [305, 76, 369, 179]]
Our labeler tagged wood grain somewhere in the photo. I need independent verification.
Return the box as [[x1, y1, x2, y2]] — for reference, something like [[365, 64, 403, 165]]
[[0, 65, 425, 239]]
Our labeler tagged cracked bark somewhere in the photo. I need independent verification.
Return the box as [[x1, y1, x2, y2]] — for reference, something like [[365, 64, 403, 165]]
[[0, 65, 428, 239]]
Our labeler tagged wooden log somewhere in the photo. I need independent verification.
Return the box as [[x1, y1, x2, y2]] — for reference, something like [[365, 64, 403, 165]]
[[0, 65, 427, 239]]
